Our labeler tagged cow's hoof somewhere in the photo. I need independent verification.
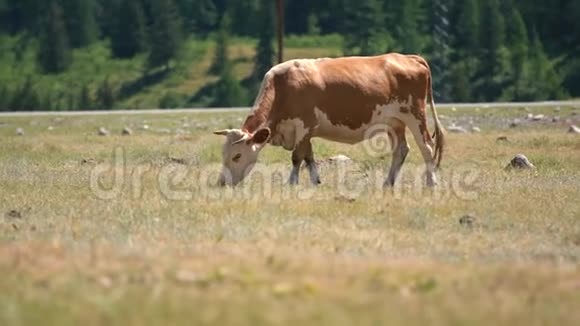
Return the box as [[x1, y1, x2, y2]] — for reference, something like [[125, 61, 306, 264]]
[[310, 178, 321, 186]]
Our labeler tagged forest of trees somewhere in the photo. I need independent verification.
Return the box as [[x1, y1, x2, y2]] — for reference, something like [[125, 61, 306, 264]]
[[0, 0, 579, 110]]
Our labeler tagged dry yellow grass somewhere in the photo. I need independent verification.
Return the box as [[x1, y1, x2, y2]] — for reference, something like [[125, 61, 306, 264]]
[[0, 106, 579, 325]]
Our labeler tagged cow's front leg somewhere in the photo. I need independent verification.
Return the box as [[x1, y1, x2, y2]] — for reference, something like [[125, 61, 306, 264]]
[[288, 139, 320, 185]]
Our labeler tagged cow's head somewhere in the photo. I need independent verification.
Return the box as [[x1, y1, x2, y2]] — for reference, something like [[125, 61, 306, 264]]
[[213, 128, 271, 186]]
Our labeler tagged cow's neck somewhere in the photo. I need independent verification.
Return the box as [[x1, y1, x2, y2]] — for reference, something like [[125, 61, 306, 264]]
[[241, 74, 276, 134]]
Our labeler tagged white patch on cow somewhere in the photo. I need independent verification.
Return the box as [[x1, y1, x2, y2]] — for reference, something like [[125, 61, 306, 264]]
[[270, 118, 309, 150], [313, 98, 418, 144]]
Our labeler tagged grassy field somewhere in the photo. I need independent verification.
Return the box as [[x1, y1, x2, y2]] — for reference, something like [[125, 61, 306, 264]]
[[0, 105, 579, 325]]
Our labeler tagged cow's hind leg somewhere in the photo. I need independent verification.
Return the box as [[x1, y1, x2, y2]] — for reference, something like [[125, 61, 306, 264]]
[[289, 139, 320, 185], [406, 114, 438, 187], [384, 121, 409, 187]]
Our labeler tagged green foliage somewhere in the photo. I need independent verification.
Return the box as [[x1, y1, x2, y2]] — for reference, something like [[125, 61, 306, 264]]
[[210, 13, 230, 75], [398, 0, 425, 54], [180, 0, 217, 37], [78, 84, 93, 110], [61, 0, 98, 48], [147, 0, 183, 71], [343, 0, 386, 55], [212, 64, 247, 107], [95, 78, 115, 109], [477, 0, 511, 101], [451, 0, 479, 60], [228, 0, 258, 36], [10, 76, 40, 110], [111, 0, 147, 59], [307, 13, 321, 36], [159, 91, 185, 108], [37, 1, 72, 74], [0, 85, 11, 110]]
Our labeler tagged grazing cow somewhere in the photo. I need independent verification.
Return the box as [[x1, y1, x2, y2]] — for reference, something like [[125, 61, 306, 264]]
[[214, 53, 445, 187]]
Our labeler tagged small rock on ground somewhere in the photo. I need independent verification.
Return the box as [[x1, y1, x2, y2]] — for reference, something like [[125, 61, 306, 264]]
[[506, 154, 535, 170], [509, 119, 520, 128], [328, 154, 352, 162], [470, 126, 481, 133], [16, 128, 24, 136], [5, 210, 22, 219], [459, 214, 476, 227], [98, 127, 109, 136], [569, 125, 580, 134], [122, 127, 133, 135], [447, 125, 468, 133], [532, 114, 545, 121], [334, 195, 356, 203]]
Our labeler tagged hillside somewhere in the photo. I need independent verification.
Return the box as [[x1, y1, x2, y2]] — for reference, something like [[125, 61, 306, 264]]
[[0, 34, 343, 110]]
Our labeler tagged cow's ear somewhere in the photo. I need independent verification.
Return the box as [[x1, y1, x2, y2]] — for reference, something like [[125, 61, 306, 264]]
[[213, 129, 231, 136], [251, 128, 271, 145]]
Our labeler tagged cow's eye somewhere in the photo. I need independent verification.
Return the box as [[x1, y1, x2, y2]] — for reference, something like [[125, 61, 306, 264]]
[[232, 153, 242, 162]]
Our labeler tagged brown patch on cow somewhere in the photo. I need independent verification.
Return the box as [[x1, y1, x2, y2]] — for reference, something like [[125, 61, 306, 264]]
[[400, 106, 409, 113]]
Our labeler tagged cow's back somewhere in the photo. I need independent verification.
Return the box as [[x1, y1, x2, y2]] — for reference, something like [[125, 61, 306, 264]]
[[307, 54, 430, 136]]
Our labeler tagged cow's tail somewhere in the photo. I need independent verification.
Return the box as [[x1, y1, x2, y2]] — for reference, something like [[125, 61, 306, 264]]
[[427, 73, 445, 168]]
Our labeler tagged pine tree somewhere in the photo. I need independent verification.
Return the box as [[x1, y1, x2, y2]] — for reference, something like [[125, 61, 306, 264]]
[[504, 5, 529, 100], [61, 0, 98, 48], [177, 0, 217, 37], [525, 34, 566, 100], [78, 84, 93, 110], [210, 13, 231, 75], [478, 0, 511, 101], [111, 0, 147, 59], [307, 13, 321, 35], [229, 0, 258, 36], [96, 78, 115, 109], [398, 0, 424, 54], [147, 0, 183, 71], [343, 0, 385, 55], [10, 77, 40, 111], [0, 86, 10, 111], [450, 61, 471, 102], [253, 0, 275, 81], [451, 0, 479, 60], [67, 92, 76, 110], [447, 0, 480, 101], [213, 63, 247, 107], [37, 0, 72, 74]]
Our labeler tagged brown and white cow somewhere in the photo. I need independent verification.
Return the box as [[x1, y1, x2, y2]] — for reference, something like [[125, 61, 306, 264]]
[[214, 53, 445, 187]]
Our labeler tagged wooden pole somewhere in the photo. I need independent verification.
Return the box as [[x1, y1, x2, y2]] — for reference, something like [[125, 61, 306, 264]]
[[276, 0, 284, 63]]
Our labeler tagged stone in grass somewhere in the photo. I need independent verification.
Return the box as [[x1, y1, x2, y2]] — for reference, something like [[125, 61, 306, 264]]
[[505, 154, 535, 170], [459, 214, 476, 227], [121, 127, 133, 136], [5, 210, 22, 219], [470, 126, 481, 133], [447, 125, 468, 133], [16, 128, 24, 136], [98, 127, 109, 136], [509, 119, 520, 128], [532, 114, 545, 121], [568, 125, 580, 134], [328, 154, 352, 162]]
